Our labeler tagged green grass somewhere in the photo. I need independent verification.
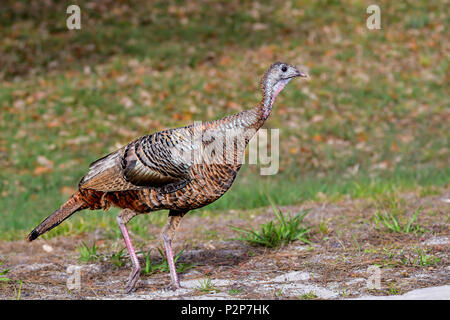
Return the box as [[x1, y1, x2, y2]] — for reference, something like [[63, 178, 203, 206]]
[[0, 258, 11, 282], [77, 241, 100, 263], [230, 200, 311, 248], [14, 281, 23, 300], [0, 257, 24, 300], [388, 283, 401, 296], [195, 278, 219, 293], [301, 291, 318, 300], [373, 207, 427, 234], [109, 248, 126, 268], [141, 248, 195, 275], [0, 0, 448, 239], [398, 248, 441, 267], [228, 288, 243, 295], [413, 249, 441, 267]]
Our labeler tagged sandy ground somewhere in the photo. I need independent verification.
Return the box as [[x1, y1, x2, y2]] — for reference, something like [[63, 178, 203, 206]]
[[0, 191, 448, 300]]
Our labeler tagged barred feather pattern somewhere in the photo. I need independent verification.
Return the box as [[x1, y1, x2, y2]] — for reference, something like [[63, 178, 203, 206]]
[[78, 107, 261, 213], [29, 62, 302, 241]]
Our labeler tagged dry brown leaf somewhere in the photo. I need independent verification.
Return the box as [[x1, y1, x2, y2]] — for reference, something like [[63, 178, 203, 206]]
[[33, 166, 53, 175], [60, 186, 76, 196], [313, 134, 323, 142]]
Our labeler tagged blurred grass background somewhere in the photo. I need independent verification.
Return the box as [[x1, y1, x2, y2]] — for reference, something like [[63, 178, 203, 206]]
[[0, 0, 448, 239]]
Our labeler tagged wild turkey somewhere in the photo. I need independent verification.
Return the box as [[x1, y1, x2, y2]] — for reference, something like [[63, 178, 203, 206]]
[[27, 62, 306, 292]]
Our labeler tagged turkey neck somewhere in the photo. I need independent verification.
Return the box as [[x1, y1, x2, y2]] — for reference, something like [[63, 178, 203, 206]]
[[251, 73, 290, 130]]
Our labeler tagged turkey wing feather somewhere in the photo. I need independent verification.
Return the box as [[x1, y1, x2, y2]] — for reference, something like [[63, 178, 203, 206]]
[[79, 128, 194, 191]]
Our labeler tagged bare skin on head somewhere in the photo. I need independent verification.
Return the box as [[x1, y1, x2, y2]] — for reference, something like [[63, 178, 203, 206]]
[[27, 62, 307, 292]]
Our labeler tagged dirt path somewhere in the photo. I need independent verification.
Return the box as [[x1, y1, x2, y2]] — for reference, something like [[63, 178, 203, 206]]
[[1, 191, 448, 300]]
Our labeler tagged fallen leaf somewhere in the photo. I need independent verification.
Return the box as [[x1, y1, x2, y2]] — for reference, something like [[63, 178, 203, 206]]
[[61, 186, 75, 196], [33, 166, 53, 175], [313, 134, 323, 142]]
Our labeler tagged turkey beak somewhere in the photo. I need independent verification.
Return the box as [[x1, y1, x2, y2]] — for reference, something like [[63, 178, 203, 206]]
[[284, 68, 308, 80], [294, 68, 308, 78]]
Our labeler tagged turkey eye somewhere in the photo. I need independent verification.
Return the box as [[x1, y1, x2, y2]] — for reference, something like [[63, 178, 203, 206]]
[[281, 66, 287, 72]]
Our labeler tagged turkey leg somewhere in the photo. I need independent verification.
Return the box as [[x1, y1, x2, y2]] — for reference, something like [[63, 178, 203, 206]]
[[161, 211, 186, 289], [116, 209, 140, 293]]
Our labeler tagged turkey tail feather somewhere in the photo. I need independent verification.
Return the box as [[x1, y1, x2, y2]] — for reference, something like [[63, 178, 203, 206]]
[[27, 192, 85, 241]]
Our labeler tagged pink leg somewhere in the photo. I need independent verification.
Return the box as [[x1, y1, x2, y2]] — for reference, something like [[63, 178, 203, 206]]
[[116, 215, 141, 293], [162, 213, 185, 289], [162, 233, 180, 288]]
